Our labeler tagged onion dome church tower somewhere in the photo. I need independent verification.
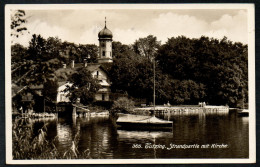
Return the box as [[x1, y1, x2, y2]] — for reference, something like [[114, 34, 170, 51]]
[[98, 18, 113, 63]]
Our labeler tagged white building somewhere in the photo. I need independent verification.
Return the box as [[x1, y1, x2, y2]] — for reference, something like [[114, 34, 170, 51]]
[[89, 18, 113, 101], [57, 19, 113, 103], [87, 64, 111, 101], [56, 82, 72, 103]]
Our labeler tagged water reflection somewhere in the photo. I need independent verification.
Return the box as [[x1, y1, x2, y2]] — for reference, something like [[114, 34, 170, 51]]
[[13, 111, 249, 159], [241, 116, 249, 125], [117, 130, 172, 141], [117, 130, 173, 158], [57, 118, 73, 150]]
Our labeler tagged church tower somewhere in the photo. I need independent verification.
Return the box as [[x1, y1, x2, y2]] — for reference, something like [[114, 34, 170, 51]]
[[98, 18, 113, 63]]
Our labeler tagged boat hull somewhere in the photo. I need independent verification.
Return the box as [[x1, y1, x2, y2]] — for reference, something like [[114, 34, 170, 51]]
[[237, 109, 249, 117], [116, 121, 173, 130], [116, 114, 173, 130], [238, 112, 249, 116]]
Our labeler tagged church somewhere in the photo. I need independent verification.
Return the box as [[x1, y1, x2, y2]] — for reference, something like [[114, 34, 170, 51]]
[[57, 19, 114, 103]]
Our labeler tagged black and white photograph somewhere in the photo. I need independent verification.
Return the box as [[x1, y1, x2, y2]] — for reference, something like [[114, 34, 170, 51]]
[[5, 4, 255, 164]]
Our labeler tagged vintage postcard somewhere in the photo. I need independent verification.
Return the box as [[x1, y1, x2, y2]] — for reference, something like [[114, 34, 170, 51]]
[[5, 4, 255, 164]]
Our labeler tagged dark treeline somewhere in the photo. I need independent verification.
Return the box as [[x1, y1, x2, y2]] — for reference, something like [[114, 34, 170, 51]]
[[110, 35, 248, 107], [11, 34, 248, 108], [11, 34, 99, 110], [12, 34, 98, 84]]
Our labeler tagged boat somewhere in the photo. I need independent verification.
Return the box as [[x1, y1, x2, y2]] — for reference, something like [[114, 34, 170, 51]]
[[116, 114, 173, 130], [237, 109, 249, 116], [116, 57, 173, 130]]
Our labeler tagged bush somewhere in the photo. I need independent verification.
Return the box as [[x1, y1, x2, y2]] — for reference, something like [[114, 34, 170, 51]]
[[111, 97, 135, 114]]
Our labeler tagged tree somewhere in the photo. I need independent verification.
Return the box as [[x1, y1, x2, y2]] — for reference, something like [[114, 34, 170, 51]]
[[78, 44, 98, 63], [110, 50, 173, 104], [13, 34, 61, 86], [11, 44, 28, 82], [156, 36, 248, 107], [111, 97, 135, 114], [110, 54, 140, 95], [42, 79, 59, 102], [171, 80, 206, 105], [132, 35, 161, 60], [45, 37, 62, 57], [112, 41, 132, 59], [11, 10, 28, 38], [65, 68, 101, 105], [59, 41, 78, 64], [11, 43, 27, 63], [156, 36, 195, 80], [27, 34, 47, 61]]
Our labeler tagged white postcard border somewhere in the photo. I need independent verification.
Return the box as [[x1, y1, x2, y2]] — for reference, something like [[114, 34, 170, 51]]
[[5, 3, 256, 164]]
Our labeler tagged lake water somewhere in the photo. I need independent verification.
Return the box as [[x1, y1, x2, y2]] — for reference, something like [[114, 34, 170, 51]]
[[13, 111, 249, 159]]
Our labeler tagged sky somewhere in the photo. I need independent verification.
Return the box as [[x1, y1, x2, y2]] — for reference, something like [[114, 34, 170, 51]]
[[11, 8, 248, 46]]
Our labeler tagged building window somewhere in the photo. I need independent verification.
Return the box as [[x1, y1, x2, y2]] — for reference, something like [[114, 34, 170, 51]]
[[103, 51, 105, 57], [102, 94, 105, 101], [97, 71, 99, 76], [102, 43, 105, 47]]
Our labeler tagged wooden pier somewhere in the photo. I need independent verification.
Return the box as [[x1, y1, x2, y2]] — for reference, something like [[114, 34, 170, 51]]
[[134, 105, 229, 115], [72, 104, 109, 117], [56, 103, 109, 117]]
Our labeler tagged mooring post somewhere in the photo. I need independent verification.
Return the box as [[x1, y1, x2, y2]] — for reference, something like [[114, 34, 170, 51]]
[[72, 105, 77, 118]]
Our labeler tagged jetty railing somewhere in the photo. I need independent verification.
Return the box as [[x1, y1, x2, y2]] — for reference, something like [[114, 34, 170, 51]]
[[133, 105, 229, 115]]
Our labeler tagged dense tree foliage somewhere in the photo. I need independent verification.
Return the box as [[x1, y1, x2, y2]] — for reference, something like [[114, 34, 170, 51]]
[[42, 79, 59, 102], [108, 36, 248, 107], [78, 44, 98, 63], [11, 10, 28, 38], [110, 41, 174, 104], [64, 68, 101, 105], [17, 34, 61, 85], [12, 34, 99, 85], [132, 35, 161, 60], [111, 97, 135, 114], [12, 34, 248, 108], [60, 42, 98, 64], [156, 36, 248, 107], [11, 43, 27, 63], [112, 41, 132, 59], [171, 80, 206, 104]]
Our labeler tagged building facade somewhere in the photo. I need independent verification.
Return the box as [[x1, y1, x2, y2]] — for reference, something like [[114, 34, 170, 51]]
[[92, 18, 113, 101], [57, 82, 73, 103], [57, 19, 113, 103], [87, 65, 111, 101]]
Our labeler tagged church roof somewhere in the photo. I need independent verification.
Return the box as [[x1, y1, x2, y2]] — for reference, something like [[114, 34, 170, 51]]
[[98, 26, 113, 39], [86, 64, 109, 74], [98, 18, 113, 39], [86, 64, 101, 72]]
